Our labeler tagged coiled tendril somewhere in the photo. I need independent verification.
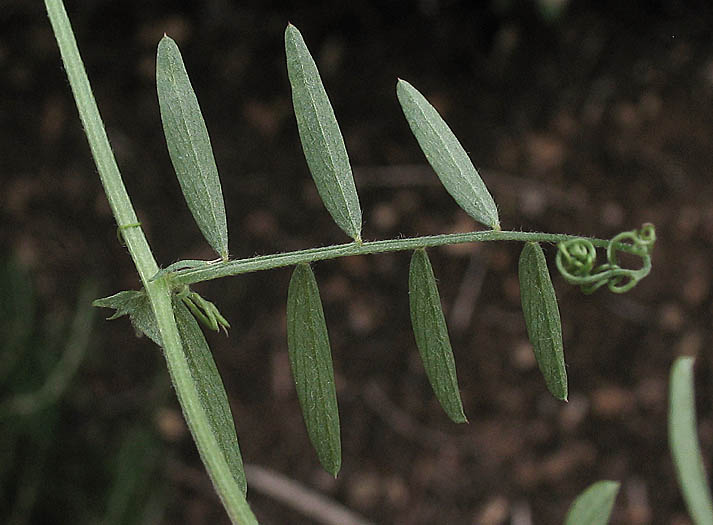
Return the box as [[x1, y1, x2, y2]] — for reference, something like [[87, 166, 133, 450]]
[[556, 223, 656, 294]]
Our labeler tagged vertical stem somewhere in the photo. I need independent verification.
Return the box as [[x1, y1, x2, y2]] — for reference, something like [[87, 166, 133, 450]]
[[44, 1, 256, 523], [43, 0, 156, 281]]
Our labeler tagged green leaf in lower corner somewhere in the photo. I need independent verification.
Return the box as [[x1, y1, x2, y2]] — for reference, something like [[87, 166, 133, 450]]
[[286, 263, 342, 476], [564, 480, 620, 525], [669, 357, 713, 525], [285, 24, 362, 242], [408, 249, 467, 423], [397, 79, 499, 230], [157, 36, 229, 260], [172, 298, 247, 495], [518, 242, 567, 401]]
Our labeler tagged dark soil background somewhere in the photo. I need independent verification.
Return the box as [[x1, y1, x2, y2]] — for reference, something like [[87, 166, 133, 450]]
[[2, 1, 713, 524]]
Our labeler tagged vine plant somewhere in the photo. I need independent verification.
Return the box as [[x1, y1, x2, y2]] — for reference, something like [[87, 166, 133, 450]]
[[45, 1, 658, 523]]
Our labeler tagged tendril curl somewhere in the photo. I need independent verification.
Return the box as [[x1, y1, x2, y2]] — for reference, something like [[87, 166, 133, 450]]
[[556, 223, 656, 294]]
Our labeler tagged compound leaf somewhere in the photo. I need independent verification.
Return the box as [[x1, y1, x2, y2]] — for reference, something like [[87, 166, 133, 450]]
[[518, 242, 567, 401], [669, 356, 713, 525], [157, 36, 229, 260], [408, 249, 467, 423], [564, 480, 620, 525], [397, 79, 499, 230], [285, 24, 362, 242], [286, 263, 342, 477]]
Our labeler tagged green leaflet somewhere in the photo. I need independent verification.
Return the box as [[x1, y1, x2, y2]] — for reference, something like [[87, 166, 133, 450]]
[[518, 242, 567, 401], [172, 299, 247, 495], [397, 79, 499, 230], [156, 36, 229, 260], [93, 290, 247, 495], [408, 249, 467, 423], [285, 24, 362, 242], [564, 480, 620, 525], [669, 357, 713, 525], [286, 263, 341, 476]]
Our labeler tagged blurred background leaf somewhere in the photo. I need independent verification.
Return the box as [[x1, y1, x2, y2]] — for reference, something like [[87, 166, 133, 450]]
[[0, 259, 169, 524]]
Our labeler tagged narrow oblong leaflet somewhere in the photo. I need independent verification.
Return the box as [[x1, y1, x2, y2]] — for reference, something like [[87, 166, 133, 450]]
[[285, 24, 362, 242], [518, 242, 567, 401], [157, 36, 229, 260], [286, 263, 342, 476], [172, 298, 247, 495], [397, 79, 499, 230], [409, 249, 467, 423]]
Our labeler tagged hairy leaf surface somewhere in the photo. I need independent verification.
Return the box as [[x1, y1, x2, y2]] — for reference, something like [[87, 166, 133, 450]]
[[518, 242, 567, 401], [286, 263, 342, 476], [285, 24, 362, 242], [397, 79, 499, 230], [409, 249, 467, 423], [157, 36, 229, 260]]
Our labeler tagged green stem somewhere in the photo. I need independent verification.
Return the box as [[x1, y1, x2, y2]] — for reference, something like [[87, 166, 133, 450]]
[[44, 2, 256, 523], [171, 231, 618, 286], [44, 0, 155, 282]]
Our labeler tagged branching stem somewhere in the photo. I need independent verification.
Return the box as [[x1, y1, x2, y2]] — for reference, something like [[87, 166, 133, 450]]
[[44, 1, 256, 523], [168, 230, 631, 286]]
